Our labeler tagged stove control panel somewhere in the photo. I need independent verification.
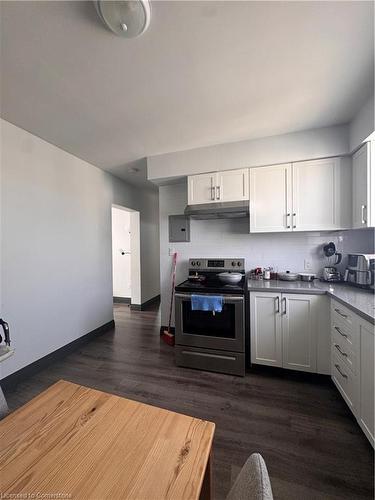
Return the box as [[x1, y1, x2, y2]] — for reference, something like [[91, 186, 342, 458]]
[[189, 258, 245, 271]]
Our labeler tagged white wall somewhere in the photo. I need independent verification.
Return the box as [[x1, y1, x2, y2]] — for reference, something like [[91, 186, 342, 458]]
[[159, 183, 374, 326], [139, 189, 161, 303], [112, 207, 131, 298], [0, 119, 160, 379], [148, 124, 349, 182], [349, 94, 375, 152]]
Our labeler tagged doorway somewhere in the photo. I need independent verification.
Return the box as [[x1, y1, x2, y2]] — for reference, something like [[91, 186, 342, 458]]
[[111, 205, 141, 307]]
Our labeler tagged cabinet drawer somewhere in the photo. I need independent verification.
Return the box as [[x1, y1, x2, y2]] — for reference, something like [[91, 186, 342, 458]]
[[332, 329, 356, 374], [331, 352, 357, 413], [331, 301, 354, 331]]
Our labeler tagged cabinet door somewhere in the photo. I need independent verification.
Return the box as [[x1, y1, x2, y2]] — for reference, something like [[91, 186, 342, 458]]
[[187, 173, 216, 205], [353, 143, 373, 228], [292, 158, 345, 231], [250, 292, 282, 366], [249, 164, 292, 233], [358, 320, 374, 446], [281, 294, 318, 372], [217, 168, 249, 202]]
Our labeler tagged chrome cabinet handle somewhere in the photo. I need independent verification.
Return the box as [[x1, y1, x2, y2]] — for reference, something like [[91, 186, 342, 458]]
[[334, 326, 348, 338], [335, 364, 348, 379], [210, 186, 215, 201], [216, 185, 221, 200], [275, 296, 280, 313], [292, 213, 296, 229], [282, 297, 287, 315], [334, 344, 348, 357], [286, 213, 291, 229], [361, 204, 367, 225], [334, 308, 347, 319]]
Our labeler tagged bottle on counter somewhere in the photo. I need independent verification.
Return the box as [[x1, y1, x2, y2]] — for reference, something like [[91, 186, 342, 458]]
[[263, 267, 272, 280]]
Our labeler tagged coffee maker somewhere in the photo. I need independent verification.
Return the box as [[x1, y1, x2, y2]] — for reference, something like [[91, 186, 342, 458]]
[[322, 242, 342, 282], [344, 254, 375, 289]]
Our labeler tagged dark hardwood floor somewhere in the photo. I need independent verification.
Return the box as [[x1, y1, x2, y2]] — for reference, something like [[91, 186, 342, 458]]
[[5, 303, 374, 499]]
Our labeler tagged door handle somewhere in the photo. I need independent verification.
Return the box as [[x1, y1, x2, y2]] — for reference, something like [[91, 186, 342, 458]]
[[335, 363, 348, 379], [210, 186, 215, 201], [292, 213, 296, 229], [286, 213, 291, 229], [275, 296, 280, 313], [282, 297, 287, 315], [361, 205, 367, 225], [334, 308, 347, 319], [216, 185, 221, 200], [334, 326, 348, 338], [175, 293, 244, 302], [334, 344, 348, 357]]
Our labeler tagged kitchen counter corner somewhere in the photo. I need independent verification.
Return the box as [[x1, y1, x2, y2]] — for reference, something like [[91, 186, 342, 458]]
[[247, 279, 375, 324]]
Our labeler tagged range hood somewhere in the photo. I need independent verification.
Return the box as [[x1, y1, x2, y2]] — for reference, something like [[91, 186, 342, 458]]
[[184, 201, 249, 220]]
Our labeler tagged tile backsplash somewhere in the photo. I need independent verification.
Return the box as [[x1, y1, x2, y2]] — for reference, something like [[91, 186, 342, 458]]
[[175, 217, 374, 274]]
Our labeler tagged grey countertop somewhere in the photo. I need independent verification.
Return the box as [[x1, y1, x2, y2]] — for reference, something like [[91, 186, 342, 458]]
[[247, 279, 375, 324]]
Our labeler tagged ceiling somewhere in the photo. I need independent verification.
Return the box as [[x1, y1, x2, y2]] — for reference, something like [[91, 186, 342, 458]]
[[1, 1, 373, 188]]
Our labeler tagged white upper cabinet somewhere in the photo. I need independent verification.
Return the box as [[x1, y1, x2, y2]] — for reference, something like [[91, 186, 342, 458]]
[[187, 173, 216, 205], [352, 142, 374, 228], [249, 164, 292, 233], [249, 157, 351, 233], [217, 168, 249, 202], [187, 169, 249, 205], [292, 158, 351, 231]]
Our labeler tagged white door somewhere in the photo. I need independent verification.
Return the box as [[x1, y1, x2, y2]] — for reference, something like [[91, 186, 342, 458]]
[[217, 168, 249, 202], [353, 143, 370, 228], [250, 292, 282, 367], [292, 158, 341, 231], [359, 319, 374, 446], [281, 294, 318, 372], [112, 208, 131, 299], [187, 173, 217, 205], [249, 164, 292, 232]]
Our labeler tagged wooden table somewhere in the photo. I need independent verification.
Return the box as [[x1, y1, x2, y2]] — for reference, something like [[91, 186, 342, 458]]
[[0, 380, 215, 499]]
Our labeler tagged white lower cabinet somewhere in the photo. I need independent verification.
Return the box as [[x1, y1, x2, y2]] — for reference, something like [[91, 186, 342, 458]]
[[282, 294, 318, 372], [250, 292, 282, 367], [330, 299, 374, 447], [358, 319, 374, 445], [250, 292, 327, 373]]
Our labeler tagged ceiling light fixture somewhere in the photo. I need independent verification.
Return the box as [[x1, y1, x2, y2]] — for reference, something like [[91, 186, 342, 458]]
[[94, 1, 151, 38]]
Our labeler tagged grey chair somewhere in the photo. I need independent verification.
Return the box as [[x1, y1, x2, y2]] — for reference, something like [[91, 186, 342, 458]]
[[226, 453, 273, 500], [0, 385, 9, 420]]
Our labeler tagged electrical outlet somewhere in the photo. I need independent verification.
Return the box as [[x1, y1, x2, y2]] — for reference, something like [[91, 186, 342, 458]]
[[304, 259, 312, 271], [168, 247, 175, 256]]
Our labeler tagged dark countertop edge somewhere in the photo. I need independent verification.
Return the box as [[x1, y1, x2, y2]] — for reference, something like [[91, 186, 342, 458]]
[[247, 283, 374, 325], [326, 291, 374, 326]]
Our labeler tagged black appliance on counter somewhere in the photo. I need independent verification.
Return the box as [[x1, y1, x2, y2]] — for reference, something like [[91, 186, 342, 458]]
[[174, 258, 245, 376]]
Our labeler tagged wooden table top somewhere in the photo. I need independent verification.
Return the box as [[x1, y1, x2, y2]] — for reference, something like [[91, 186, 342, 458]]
[[0, 380, 215, 499]]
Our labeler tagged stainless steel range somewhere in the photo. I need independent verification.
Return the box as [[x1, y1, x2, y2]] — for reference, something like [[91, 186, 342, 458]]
[[175, 258, 245, 376]]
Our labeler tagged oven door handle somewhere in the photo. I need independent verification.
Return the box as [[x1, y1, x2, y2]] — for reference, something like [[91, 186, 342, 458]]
[[174, 293, 244, 302]]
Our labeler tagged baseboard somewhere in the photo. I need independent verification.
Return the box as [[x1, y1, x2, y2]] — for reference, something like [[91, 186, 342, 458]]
[[0, 320, 115, 391], [160, 326, 175, 336], [131, 294, 160, 311], [113, 296, 131, 304]]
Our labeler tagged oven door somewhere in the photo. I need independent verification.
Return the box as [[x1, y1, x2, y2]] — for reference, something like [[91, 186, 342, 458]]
[[175, 293, 244, 352]]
